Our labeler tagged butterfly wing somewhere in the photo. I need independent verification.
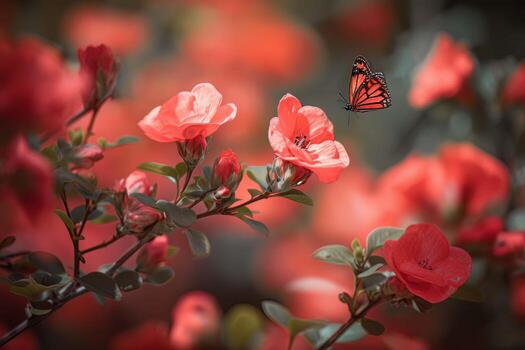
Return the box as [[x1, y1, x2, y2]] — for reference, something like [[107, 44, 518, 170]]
[[347, 56, 392, 112]]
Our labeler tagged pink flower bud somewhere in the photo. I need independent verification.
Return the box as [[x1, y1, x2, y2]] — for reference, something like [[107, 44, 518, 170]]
[[71, 144, 104, 169], [177, 135, 207, 167], [125, 170, 153, 196], [124, 198, 162, 234], [78, 44, 117, 109], [137, 235, 169, 271], [213, 185, 231, 200], [213, 149, 241, 186], [269, 157, 311, 191]]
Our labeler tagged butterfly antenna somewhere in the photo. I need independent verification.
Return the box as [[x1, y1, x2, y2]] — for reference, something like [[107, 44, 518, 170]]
[[338, 92, 348, 104]]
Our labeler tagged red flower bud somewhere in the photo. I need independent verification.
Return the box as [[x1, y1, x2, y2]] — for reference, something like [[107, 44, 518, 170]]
[[137, 235, 169, 271], [124, 199, 162, 234], [213, 149, 241, 186], [213, 185, 231, 200], [70, 144, 104, 170], [269, 157, 311, 191], [177, 135, 207, 167], [125, 170, 153, 196], [78, 44, 117, 109]]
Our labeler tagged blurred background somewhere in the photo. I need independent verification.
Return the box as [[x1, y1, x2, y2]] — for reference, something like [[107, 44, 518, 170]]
[[1, 0, 525, 349]]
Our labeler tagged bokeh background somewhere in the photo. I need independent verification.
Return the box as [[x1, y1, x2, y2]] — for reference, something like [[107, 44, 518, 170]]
[[1, 0, 525, 349]]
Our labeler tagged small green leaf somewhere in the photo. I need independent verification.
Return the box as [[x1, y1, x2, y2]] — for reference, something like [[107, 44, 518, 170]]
[[130, 193, 157, 207], [277, 189, 313, 206], [237, 216, 269, 235], [246, 166, 269, 191], [231, 206, 254, 218], [261, 300, 291, 327], [78, 272, 121, 300], [112, 136, 140, 147], [303, 322, 367, 346], [288, 319, 325, 350], [0, 236, 16, 251], [184, 228, 211, 258], [156, 200, 196, 227], [138, 162, 179, 178], [247, 188, 263, 198], [175, 162, 188, 180], [144, 266, 174, 285], [54, 209, 75, 234], [70, 206, 103, 224], [361, 318, 385, 336], [368, 256, 386, 266], [451, 285, 484, 303], [68, 128, 84, 146], [313, 245, 354, 267], [361, 273, 388, 291], [90, 214, 118, 224], [224, 304, 264, 350], [28, 251, 66, 275], [365, 227, 405, 258], [114, 270, 142, 292], [357, 263, 384, 278]]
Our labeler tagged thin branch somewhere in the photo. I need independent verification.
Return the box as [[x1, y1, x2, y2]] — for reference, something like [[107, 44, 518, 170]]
[[83, 107, 100, 144], [80, 235, 122, 255], [196, 191, 272, 219], [0, 251, 31, 261]]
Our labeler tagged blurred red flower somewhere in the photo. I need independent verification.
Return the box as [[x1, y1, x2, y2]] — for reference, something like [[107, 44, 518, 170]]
[[0, 37, 82, 141], [138, 83, 237, 142], [78, 44, 117, 109], [409, 33, 474, 109], [0, 136, 53, 229], [111, 321, 174, 350], [268, 94, 349, 184], [137, 235, 169, 271], [170, 291, 222, 349], [493, 231, 525, 257], [63, 5, 148, 56], [456, 216, 503, 245], [511, 278, 525, 320], [383, 224, 472, 303], [502, 62, 525, 106], [181, 13, 320, 84]]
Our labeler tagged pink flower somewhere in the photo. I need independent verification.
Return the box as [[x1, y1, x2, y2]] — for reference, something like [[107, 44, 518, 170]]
[[383, 224, 472, 303], [78, 44, 117, 109], [409, 33, 474, 109], [138, 83, 237, 142], [0, 37, 82, 140], [136, 235, 169, 271], [502, 62, 525, 106], [170, 291, 221, 350], [268, 94, 349, 183], [71, 144, 104, 170]]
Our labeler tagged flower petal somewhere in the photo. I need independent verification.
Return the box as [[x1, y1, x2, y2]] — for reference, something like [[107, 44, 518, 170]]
[[138, 106, 177, 142], [192, 82, 223, 121], [277, 93, 302, 138]]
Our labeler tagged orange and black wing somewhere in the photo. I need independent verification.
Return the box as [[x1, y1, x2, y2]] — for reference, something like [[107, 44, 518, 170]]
[[346, 56, 392, 112]]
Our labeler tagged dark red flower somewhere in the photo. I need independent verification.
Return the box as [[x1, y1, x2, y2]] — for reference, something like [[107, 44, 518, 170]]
[[457, 216, 503, 245], [493, 231, 525, 257], [383, 224, 472, 303], [0, 37, 82, 141], [78, 44, 117, 109], [212, 149, 242, 186], [502, 62, 525, 106]]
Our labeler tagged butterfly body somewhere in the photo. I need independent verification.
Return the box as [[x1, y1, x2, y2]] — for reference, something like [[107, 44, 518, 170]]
[[343, 55, 392, 112]]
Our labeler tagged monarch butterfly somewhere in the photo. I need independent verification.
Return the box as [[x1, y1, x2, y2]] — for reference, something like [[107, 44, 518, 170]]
[[340, 55, 392, 112]]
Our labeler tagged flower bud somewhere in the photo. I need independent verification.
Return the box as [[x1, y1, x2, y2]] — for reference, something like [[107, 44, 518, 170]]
[[177, 135, 207, 167], [212, 149, 242, 189], [123, 198, 162, 234], [78, 44, 117, 109], [125, 170, 154, 196], [70, 144, 104, 170], [137, 235, 169, 271], [212, 185, 231, 200], [269, 157, 311, 192]]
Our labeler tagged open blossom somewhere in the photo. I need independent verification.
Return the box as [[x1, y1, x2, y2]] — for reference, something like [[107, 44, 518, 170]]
[[138, 83, 237, 142], [136, 235, 169, 271], [170, 292, 221, 350], [268, 94, 349, 183], [78, 44, 117, 109], [0, 37, 82, 141], [409, 33, 474, 109], [502, 62, 525, 106], [383, 224, 472, 303]]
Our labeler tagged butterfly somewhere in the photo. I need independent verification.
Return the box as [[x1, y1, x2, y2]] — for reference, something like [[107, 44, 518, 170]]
[[340, 55, 392, 112]]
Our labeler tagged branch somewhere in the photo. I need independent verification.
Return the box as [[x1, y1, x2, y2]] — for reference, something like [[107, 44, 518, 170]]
[[196, 191, 273, 219], [80, 234, 122, 255]]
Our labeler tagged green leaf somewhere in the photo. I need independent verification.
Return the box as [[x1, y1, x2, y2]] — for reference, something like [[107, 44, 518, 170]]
[[9, 278, 48, 301], [130, 193, 157, 207], [184, 228, 211, 258], [68, 128, 84, 146], [365, 227, 405, 258], [247, 188, 263, 198], [451, 285, 484, 303], [144, 266, 174, 285], [304, 322, 367, 346], [156, 200, 196, 227], [70, 206, 103, 224], [114, 270, 142, 292], [288, 319, 325, 350], [167, 245, 180, 258], [361, 318, 385, 336], [357, 263, 384, 278], [277, 189, 313, 206], [246, 166, 269, 191], [111, 136, 140, 147], [0, 236, 16, 251], [90, 214, 118, 224], [54, 209, 75, 235], [361, 273, 388, 291], [368, 256, 386, 266], [224, 304, 264, 350], [78, 272, 121, 300], [231, 206, 254, 218], [312, 245, 354, 267], [138, 162, 179, 178], [261, 300, 291, 327], [28, 251, 66, 275], [175, 162, 188, 180], [237, 216, 269, 235]]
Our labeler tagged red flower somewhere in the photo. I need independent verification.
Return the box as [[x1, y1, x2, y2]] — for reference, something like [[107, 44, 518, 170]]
[[63, 5, 148, 56], [0, 136, 53, 228], [212, 149, 242, 185], [268, 94, 349, 183], [111, 321, 174, 350], [383, 224, 472, 303], [70, 144, 104, 170], [493, 232, 525, 257], [138, 83, 237, 142], [502, 62, 525, 106], [170, 291, 221, 350], [409, 33, 474, 109], [457, 216, 503, 245], [136, 235, 169, 271], [511, 278, 525, 319], [0, 37, 82, 141], [78, 44, 117, 109]]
